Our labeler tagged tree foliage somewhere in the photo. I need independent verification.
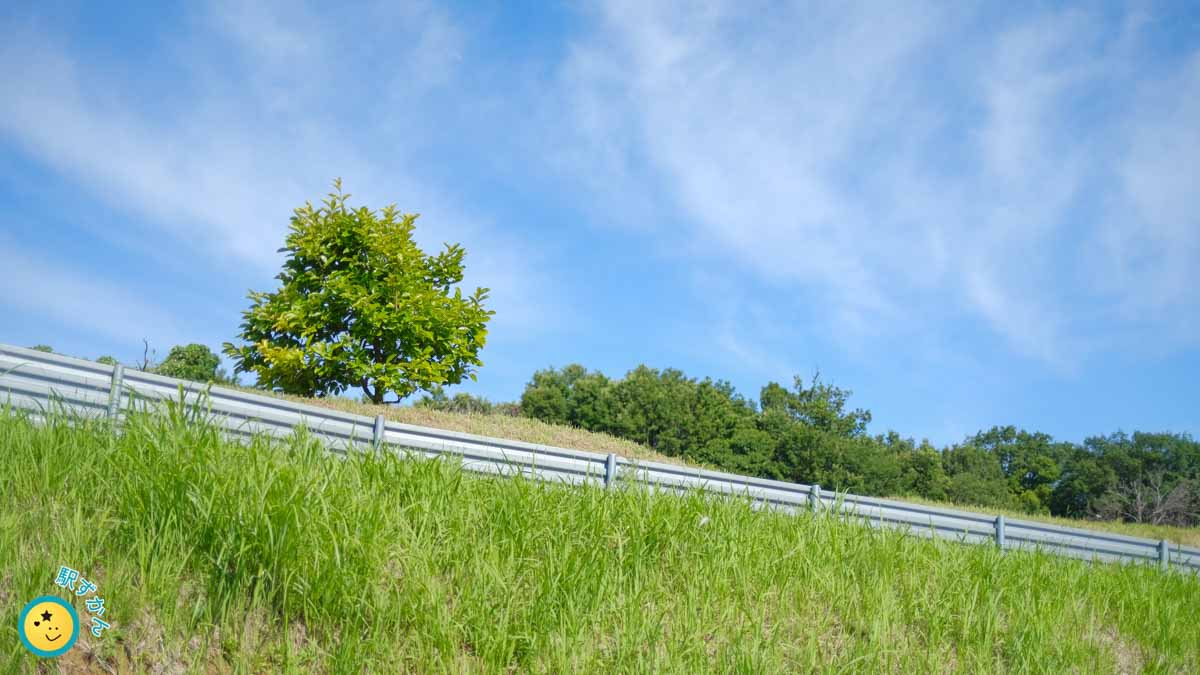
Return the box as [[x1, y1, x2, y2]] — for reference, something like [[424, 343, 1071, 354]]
[[155, 344, 228, 384], [224, 181, 494, 404]]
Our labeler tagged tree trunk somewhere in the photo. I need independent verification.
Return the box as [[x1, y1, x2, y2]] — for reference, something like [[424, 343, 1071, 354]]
[[361, 378, 384, 405]]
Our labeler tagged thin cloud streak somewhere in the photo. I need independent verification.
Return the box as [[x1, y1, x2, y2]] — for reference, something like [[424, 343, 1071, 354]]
[[558, 1, 1200, 369], [0, 236, 183, 345], [0, 4, 562, 343]]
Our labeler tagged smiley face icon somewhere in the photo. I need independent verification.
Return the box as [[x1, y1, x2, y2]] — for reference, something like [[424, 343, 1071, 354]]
[[18, 595, 79, 658]]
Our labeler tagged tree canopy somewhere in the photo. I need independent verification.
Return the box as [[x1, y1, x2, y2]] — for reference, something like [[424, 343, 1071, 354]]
[[224, 181, 494, 404]]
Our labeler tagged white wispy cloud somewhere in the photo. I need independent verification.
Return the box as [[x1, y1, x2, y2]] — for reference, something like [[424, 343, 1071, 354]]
[[0, 235, 184, 345], [1, 1, 1195, 379], [558, 1, 1200, 369], [0, 1, 559, 342], [1099, 52, 1200, 344]]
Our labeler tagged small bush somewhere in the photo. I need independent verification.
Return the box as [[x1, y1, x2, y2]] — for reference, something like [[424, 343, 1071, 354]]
[[415, 385, 503, 415], [155, 343, 229, 383]]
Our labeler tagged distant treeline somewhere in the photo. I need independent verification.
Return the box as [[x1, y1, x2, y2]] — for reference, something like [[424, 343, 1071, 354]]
[[420, 364, 1200, 527]]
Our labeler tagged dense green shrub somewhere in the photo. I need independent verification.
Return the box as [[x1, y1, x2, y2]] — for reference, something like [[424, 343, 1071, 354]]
[[415, 386, 500, 415], [154, 343, 229, 384]]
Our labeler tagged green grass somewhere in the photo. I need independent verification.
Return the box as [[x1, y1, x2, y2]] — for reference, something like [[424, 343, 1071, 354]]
[[2, 406, 1198, 673]]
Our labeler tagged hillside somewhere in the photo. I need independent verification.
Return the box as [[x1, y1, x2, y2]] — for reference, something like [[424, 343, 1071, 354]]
[[253, 388, 1200, 548], [2, 409, 1197, 673], [257, 388, 688, 465]]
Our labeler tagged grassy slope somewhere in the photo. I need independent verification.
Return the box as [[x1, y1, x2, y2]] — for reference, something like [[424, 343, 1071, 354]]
[[253, 388, 689, 465], [1, 410, 1198, 673], [266, 390, 1200, 548]]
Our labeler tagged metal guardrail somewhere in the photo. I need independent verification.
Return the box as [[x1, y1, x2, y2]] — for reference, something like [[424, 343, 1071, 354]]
[[2, 343, 1197, 573]]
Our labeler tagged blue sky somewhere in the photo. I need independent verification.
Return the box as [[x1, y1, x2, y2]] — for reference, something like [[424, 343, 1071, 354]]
[[1, 1, 1197, 447]]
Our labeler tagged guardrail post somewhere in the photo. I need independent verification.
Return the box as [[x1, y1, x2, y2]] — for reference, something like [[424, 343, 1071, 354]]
[[808, 484, 822, 512], [995, 515, 1006, 550], [372, 414, 386, 450], [604, 453, 617, 488], [106, 364, 124, 421], [1159, 539, 1169, 569]]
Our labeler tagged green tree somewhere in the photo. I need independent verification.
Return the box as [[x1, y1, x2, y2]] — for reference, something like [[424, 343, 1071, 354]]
[[688, 379, 757, 456], [96, 356, 119, 366], [964, 426, 1066, 513], [942, 442, 1016, 510], [698, 427, 778, 477], [606, 366, 691, 454], [566, 368, 615, 430], [156, 344, 227, 383], [519, 367, 574, 425], [519, 365, 615, 430], [898, 440, 951, 501], [29, 345, 53, 353], [224, 181, 493, 404], [1050, 452, 1115, 517], [759, 373, 871, 438], [768, 422, 828, 485]]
